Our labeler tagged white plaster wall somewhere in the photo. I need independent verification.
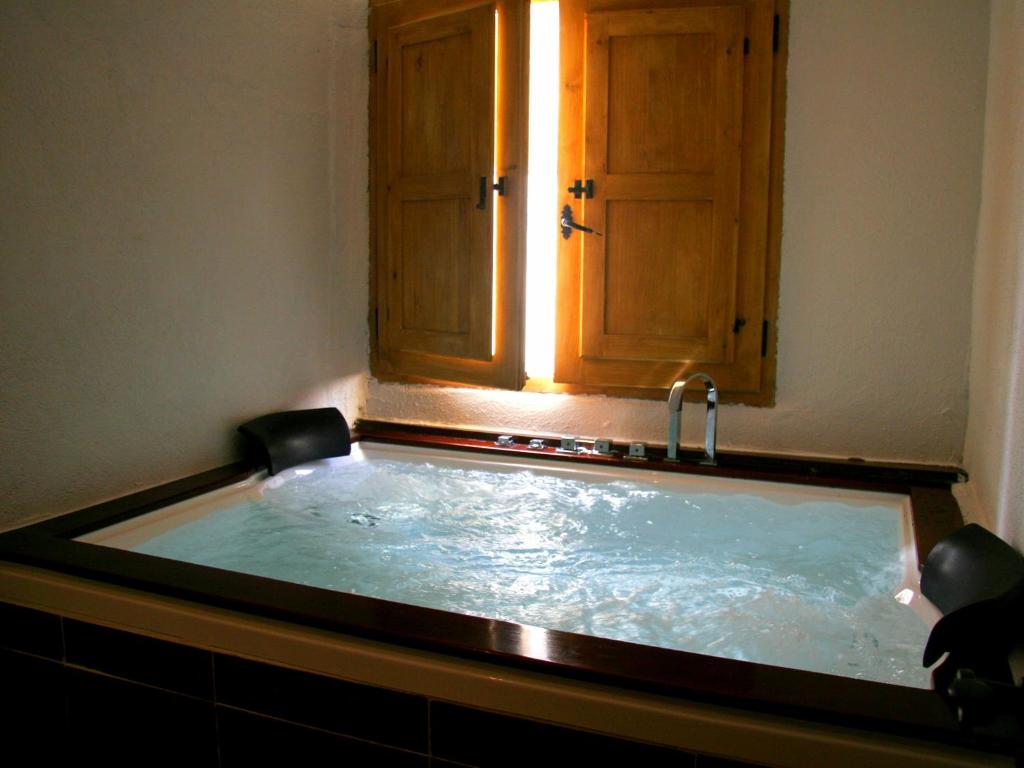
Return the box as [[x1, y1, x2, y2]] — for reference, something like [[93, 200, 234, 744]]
[[0, 1, 370, 528], [957, 0, 1024, 549], [366, 0, 989, 465]]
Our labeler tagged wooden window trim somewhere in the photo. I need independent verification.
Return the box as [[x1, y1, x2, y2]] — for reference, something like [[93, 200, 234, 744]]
[[369, 0, 787, 406]]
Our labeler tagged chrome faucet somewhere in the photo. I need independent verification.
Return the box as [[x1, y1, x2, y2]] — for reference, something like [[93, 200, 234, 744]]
[[666, 373, 718, 465]]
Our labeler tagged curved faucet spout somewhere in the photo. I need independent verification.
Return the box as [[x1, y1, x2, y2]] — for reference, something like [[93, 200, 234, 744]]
[[666, 373, 718, 465]]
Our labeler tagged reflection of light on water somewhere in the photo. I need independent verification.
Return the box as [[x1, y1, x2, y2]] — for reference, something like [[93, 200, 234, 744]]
[[894, 588, 914, 605]]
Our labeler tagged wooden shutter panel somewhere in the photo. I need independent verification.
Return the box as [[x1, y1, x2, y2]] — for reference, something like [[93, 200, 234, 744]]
[[555, 0, 780, 400], [372, 1, 524, 389]]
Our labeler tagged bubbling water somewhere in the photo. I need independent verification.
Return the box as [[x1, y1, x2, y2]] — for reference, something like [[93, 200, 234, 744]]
[[133, 457, 931, 687]]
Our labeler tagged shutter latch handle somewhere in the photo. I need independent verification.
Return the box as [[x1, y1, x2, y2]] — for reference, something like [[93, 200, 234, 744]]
[[560, 204, 602, 239]]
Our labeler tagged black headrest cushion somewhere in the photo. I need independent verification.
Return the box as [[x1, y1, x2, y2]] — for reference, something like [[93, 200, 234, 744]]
[[238, 408, 351, 475]]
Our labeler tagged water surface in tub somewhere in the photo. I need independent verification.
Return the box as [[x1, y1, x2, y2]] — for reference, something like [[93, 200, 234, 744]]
[[81, 444, 934, 687]]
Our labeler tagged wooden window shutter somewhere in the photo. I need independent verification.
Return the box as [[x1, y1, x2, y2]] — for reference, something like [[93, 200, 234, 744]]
[[371, 1, 525, 389], [554, 0, 782, 402]]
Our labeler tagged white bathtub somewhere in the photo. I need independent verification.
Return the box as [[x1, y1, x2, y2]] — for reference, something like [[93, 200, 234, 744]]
[[77, 442, 937, 687]]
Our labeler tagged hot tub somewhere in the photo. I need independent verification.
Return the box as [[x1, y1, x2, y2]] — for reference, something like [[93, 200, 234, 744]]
[[77, 441, 934, 687], [0, 424, 1010, 767]]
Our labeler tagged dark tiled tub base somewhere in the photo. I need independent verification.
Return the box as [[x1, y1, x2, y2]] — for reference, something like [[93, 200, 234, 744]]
[[0, 602, 738, 768]]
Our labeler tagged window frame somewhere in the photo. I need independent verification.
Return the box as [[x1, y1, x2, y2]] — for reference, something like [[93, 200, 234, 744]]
[[368, 0, 788, 406]]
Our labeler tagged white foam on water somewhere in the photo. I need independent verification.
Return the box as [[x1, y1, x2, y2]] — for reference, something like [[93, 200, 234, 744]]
[[128, 455, 932, 687]]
